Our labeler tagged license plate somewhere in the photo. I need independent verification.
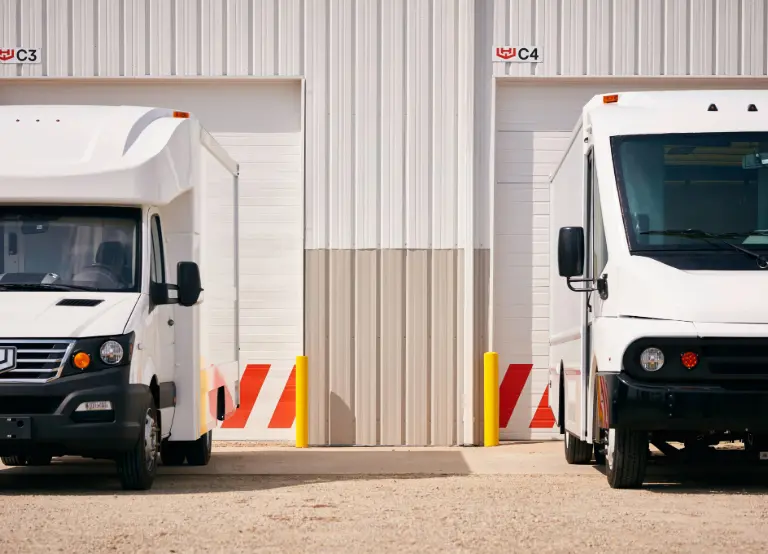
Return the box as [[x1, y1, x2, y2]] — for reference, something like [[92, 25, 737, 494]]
[[0, 417, 31, 440]]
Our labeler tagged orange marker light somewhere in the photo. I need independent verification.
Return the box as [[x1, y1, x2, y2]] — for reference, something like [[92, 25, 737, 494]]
[[73, 352, 91, 370], [681, 351, 699, 370], [603, 94, 619, 104], [173, 111, 190, 118]]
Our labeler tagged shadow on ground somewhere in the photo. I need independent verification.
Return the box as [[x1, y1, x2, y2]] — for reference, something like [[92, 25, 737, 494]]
[[0, 471, 457, 497], [590, 453, 768, 495], [0, 449, 473, 496]]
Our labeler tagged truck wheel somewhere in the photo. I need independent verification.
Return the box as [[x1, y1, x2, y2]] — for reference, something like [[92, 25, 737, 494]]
[[564, 431, 594, 464], [605, 428, 648, 489], [185, 430, 212, 466], [1, 455, 27, 466], [160, 439, 186, 466], [116, 395, 160, 491]]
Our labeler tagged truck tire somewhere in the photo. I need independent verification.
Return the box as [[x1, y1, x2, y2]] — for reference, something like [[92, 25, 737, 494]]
[[564, 431, 594, 464], [160, 439, 186, 466], [1, 455, 27, 466], [116, 394, 160, 491], [185, 430, 212, 466], [605, 428, 647, 489]]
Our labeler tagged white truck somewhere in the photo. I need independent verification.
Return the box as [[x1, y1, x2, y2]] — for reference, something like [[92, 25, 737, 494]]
[[548, 90, 768, 488], [0, 104, 240, 490]]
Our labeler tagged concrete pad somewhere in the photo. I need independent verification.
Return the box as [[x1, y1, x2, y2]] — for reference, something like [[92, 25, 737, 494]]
[[0, 439, 600, 477]]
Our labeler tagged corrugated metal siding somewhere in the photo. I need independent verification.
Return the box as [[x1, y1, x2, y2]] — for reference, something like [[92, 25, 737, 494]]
[[4, 0, 767, 447], [0, 0, 482, 446], [494, 0, 768, 77], [0, 0, 476, 251]]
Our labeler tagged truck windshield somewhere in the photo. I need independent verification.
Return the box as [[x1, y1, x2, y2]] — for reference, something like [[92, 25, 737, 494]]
[[0, 206, 141, 292], [612, 132, 768, 253]]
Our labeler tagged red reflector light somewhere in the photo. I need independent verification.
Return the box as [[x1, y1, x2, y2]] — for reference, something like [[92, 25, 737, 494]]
[[173, 110, 190, 118], [603, 94, 619, 104], [681, 351, 699, 369]]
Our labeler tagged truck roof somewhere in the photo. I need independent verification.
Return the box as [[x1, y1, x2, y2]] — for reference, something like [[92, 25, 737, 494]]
[[585, 89, 768, 137], [0, 105, 234, 206]]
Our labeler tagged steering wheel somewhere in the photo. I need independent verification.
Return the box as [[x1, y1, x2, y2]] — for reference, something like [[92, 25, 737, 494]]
[[72, 264, 123, 288]]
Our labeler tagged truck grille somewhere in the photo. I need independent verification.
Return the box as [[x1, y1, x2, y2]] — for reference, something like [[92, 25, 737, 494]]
[[0, 340, 75, 383], [703, 342, 768, 376]]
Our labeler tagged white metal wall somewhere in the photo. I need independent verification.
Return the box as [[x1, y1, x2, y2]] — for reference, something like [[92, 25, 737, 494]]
[[3, 0, 768, 445], [492, 0, 768, 78], [0, 0, 482, 446]]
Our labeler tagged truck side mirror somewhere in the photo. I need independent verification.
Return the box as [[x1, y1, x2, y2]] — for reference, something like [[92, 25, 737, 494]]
[[558, 226, 585, 277], [177, 261, 202, 307]]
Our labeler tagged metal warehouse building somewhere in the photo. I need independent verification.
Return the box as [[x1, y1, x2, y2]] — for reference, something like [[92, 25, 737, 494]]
[[2, 0, 767, 446]]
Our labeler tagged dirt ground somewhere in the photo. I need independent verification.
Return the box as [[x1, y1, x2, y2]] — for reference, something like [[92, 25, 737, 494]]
[[2, 442, 768, 553]]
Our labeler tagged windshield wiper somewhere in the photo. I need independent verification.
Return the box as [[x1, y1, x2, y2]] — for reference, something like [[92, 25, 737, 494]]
[[0, 283, 102, 292], [640, 228, 768, 269]]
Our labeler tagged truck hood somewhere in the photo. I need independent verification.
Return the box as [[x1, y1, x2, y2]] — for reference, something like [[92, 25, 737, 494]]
[[615, 257, 768, 324], [0, 292, 140, 338]]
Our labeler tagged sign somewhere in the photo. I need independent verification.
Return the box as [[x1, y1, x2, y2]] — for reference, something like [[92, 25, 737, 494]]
[[493, 46, 541, 63], [0, 48, 41, 64]]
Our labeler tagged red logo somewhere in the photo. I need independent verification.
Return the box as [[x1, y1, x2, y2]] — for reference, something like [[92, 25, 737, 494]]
[[495, 47, 516, 60], [0, 49, 15, 62]]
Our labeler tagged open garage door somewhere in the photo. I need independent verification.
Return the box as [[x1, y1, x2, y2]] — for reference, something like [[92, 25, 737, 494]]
[[494, 78, 768, 441], [0, 79, 303, 441]]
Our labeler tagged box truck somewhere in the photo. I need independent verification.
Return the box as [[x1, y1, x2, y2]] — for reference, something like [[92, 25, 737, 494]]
[[549, 90, 768, 488], [0, 104, 240, 490]]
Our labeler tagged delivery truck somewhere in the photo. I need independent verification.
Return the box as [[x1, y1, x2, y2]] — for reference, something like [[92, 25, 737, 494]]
[[0, 104, 240, 490], [548, 90, 768, 488]]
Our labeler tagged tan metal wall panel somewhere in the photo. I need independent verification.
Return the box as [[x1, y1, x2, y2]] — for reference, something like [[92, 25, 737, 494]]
[[454, 249, 466, 444], [474, 249, 490, 442], [354, 250, 379, 445], [305, 249, 481, 446], [305, 250, 329, 445], [328, 249, 355, 445], [305, 249, 474, 446], [430, 250, 458, 446], [380, 250, 405, 445], [405, 250, 430, 445]]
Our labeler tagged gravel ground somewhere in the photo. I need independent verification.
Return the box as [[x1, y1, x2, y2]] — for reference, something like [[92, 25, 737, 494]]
[[1, 465, 768, 553]]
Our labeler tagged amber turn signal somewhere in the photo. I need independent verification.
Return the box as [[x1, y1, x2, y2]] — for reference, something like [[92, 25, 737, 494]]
[[680, 351, 699, 370], [73, 351, 91, 370]]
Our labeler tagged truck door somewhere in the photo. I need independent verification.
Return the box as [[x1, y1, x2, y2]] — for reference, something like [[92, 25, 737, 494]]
[[574, 148, 597, 440], [582, 148, 608, 440], [149, 213, 176, 432]]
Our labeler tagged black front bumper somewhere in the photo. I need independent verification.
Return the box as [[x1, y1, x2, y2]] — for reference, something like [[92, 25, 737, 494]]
[[0, 365, 148, 457], [600, 372, 768, 433]]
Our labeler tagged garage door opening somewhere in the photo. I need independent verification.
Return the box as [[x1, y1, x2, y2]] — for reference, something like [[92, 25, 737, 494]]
[[493, 78, 768, 441], [0, 79, 304, 442]]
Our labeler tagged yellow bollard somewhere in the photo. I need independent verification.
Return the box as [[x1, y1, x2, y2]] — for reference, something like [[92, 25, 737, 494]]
[[295, 355, 308, 448], [484, 352, 499, 447]]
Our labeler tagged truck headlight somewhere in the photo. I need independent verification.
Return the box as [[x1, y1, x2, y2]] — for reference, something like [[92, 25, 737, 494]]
[[100, 340, 124, 365], [640, 347, 664, 371], [64, 332, 134, 376]]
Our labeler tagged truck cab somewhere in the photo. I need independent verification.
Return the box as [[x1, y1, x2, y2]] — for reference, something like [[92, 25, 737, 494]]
[[548, 90, 768, 488], [0, 105, 240, 490]]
